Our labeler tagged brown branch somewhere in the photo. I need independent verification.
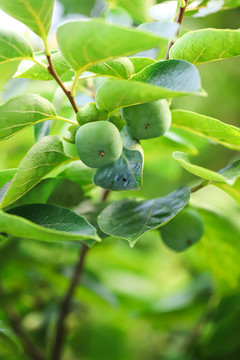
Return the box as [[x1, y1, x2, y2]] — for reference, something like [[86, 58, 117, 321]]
[[165, 0, 189, 60], [0, 285, 46, 360], [46, 54, 79, 114], [51, 244, 89, 360]]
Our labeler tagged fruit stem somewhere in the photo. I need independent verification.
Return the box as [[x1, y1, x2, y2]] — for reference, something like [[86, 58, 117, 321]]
[[165, 0, 188, 60]]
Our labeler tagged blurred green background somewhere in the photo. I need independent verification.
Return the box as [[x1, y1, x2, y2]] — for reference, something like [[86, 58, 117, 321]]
[[0, 1, 240, 359]]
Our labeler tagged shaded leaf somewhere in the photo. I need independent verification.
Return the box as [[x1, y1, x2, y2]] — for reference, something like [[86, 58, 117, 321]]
[[56, 19, 164, 73], [0, 61, 20, 91], [57, 161, 95, 188], [170, 29, 240, 64], [0, 94, 57, 140], [0, 136, 71, 208], [171, 110, 240, 151], [8, 178, 84, 209], [0, 28, 33, 64], [1, 204, 100, 243], [193, 206, 240, 290], [0, 0, 54, 39], [96, 60, 203, 112], [98, 187, 191, 246]]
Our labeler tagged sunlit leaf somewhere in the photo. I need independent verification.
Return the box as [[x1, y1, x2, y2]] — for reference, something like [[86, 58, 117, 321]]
[[170, 29, 240, 64], [0, 94, 57, 140], [0, 136, 71, 208], [56, 19, 164, 73], [0, 0, 54, 39], [171, 110, 240, 151]]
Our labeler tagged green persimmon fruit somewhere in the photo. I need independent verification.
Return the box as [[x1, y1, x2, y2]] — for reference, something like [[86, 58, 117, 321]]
[[121, 99, 171, 139], [161, 208, 204, 252], [75, 121, 122, 168]]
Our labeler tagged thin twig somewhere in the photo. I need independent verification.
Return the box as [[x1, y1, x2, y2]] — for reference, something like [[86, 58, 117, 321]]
[[51, 244, 89, 360], [0, 287, 45, 360], [51, 244, 88, 359], [165, 0, 189, 59], [191, 180, 208, 193], [46, 54, 79, 114]]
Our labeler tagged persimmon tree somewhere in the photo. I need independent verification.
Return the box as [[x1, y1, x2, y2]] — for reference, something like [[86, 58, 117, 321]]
[[0, 1, 240, 359]]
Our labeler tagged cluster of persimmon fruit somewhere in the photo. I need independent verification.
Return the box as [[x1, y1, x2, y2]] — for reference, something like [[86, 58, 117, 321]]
[[72, 100, 204, 252]]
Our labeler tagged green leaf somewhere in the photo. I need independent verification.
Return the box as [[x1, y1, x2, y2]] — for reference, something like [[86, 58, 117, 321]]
[[0, 28, 33, 64], [1, 204, 100, 243], [89, 57, 135, 79], [15, 51, 70, 81], [56, 161, 95, 188], [0, 321, 22, 353], [7, 178, 84, 209], [56, 19, 165, 73], [0, 61, 20, 91], [0, 94, 57, 140], [169, 29, 240, 64], [101, 5, 133, 26], [116, 0, 155, 23], [0, 0, 55, 39], [171, 110, 240, 151], [193, 206, 240, 290], [96, 60, 203, 112], [173, 151, 231, 183], [216, 160, 240, 204], [0, 136, 71, 209], [129, 57, 155, 73], [93, 128, 144, 191], [98, 186, 191, 247]]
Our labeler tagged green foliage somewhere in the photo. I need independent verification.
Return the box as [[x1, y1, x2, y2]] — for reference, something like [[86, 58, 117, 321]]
[[171, 109, 240, 150], [96, 59, 203, 112], [0, 28, 33, 64], [98, 187, 191, 246], [0, 94, 57, 140], [170, 29, 240, 64], [56, 19, 163, 73], [1, 204, 100, 243], [0, 136, 71, 208], [0, 0, 54, 40], [0, 1, 240, 359]]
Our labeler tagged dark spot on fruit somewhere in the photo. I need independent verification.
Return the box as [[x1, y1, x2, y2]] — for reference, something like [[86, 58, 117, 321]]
[[122, 178, 127, 182], [187, 239, 192, 246], [100, 151, 105, 157], [145, 124, 150, 130]]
